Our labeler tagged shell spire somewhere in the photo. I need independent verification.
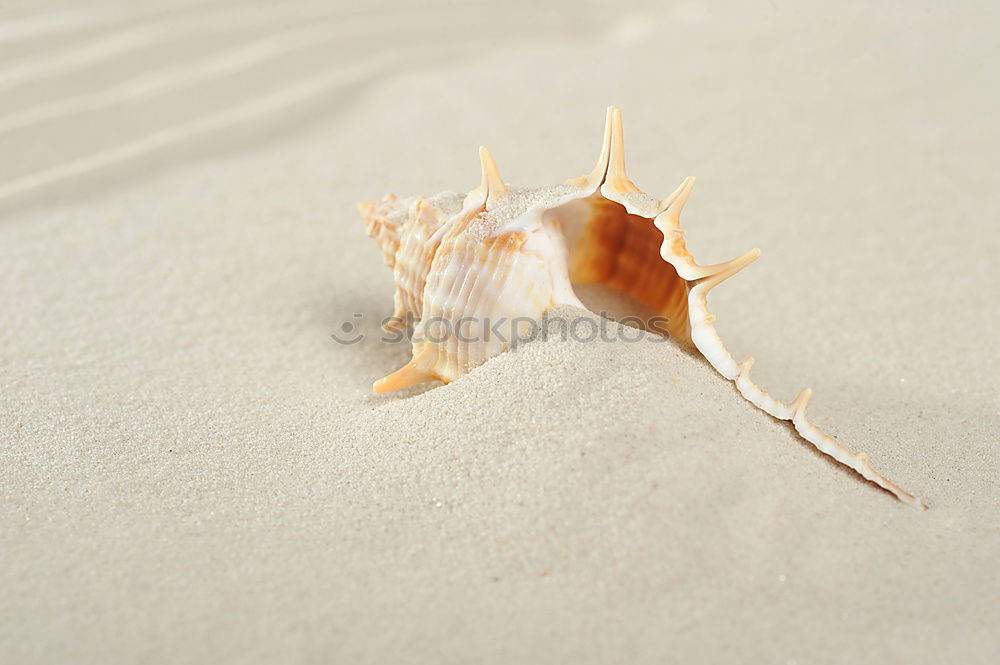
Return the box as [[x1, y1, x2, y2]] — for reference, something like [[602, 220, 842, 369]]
[[357, 107, 927, 510]]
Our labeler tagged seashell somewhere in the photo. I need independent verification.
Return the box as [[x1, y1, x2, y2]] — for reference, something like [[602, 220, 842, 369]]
[[358, 107, 926, 510]]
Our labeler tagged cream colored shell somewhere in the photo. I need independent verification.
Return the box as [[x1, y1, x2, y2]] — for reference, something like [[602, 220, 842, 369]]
[[359, 107, 926, 510]]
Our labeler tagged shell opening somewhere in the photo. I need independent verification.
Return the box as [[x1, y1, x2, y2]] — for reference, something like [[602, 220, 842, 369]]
[[546, 195, 692, 343]]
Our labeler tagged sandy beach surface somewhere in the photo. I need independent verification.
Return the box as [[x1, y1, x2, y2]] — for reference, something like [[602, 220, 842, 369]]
[[2, 1, 998, 663]]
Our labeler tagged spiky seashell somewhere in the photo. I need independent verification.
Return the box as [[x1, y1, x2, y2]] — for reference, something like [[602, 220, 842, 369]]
[[358, 107, 926, 510]]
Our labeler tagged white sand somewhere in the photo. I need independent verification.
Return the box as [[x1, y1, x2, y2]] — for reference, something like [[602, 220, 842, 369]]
[[2, 1, 999, 662]]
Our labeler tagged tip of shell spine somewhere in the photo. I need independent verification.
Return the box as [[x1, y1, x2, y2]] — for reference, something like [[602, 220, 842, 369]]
[[373, 359, 434, 393], [565, 105, 640, 193], [478, 146, 507, 205], [697, 248, 761, 289], [565, 106, 615, 189], [659, 176, 696, 217], [604, 107, 640, 193], [463, 146, 507, 209]]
